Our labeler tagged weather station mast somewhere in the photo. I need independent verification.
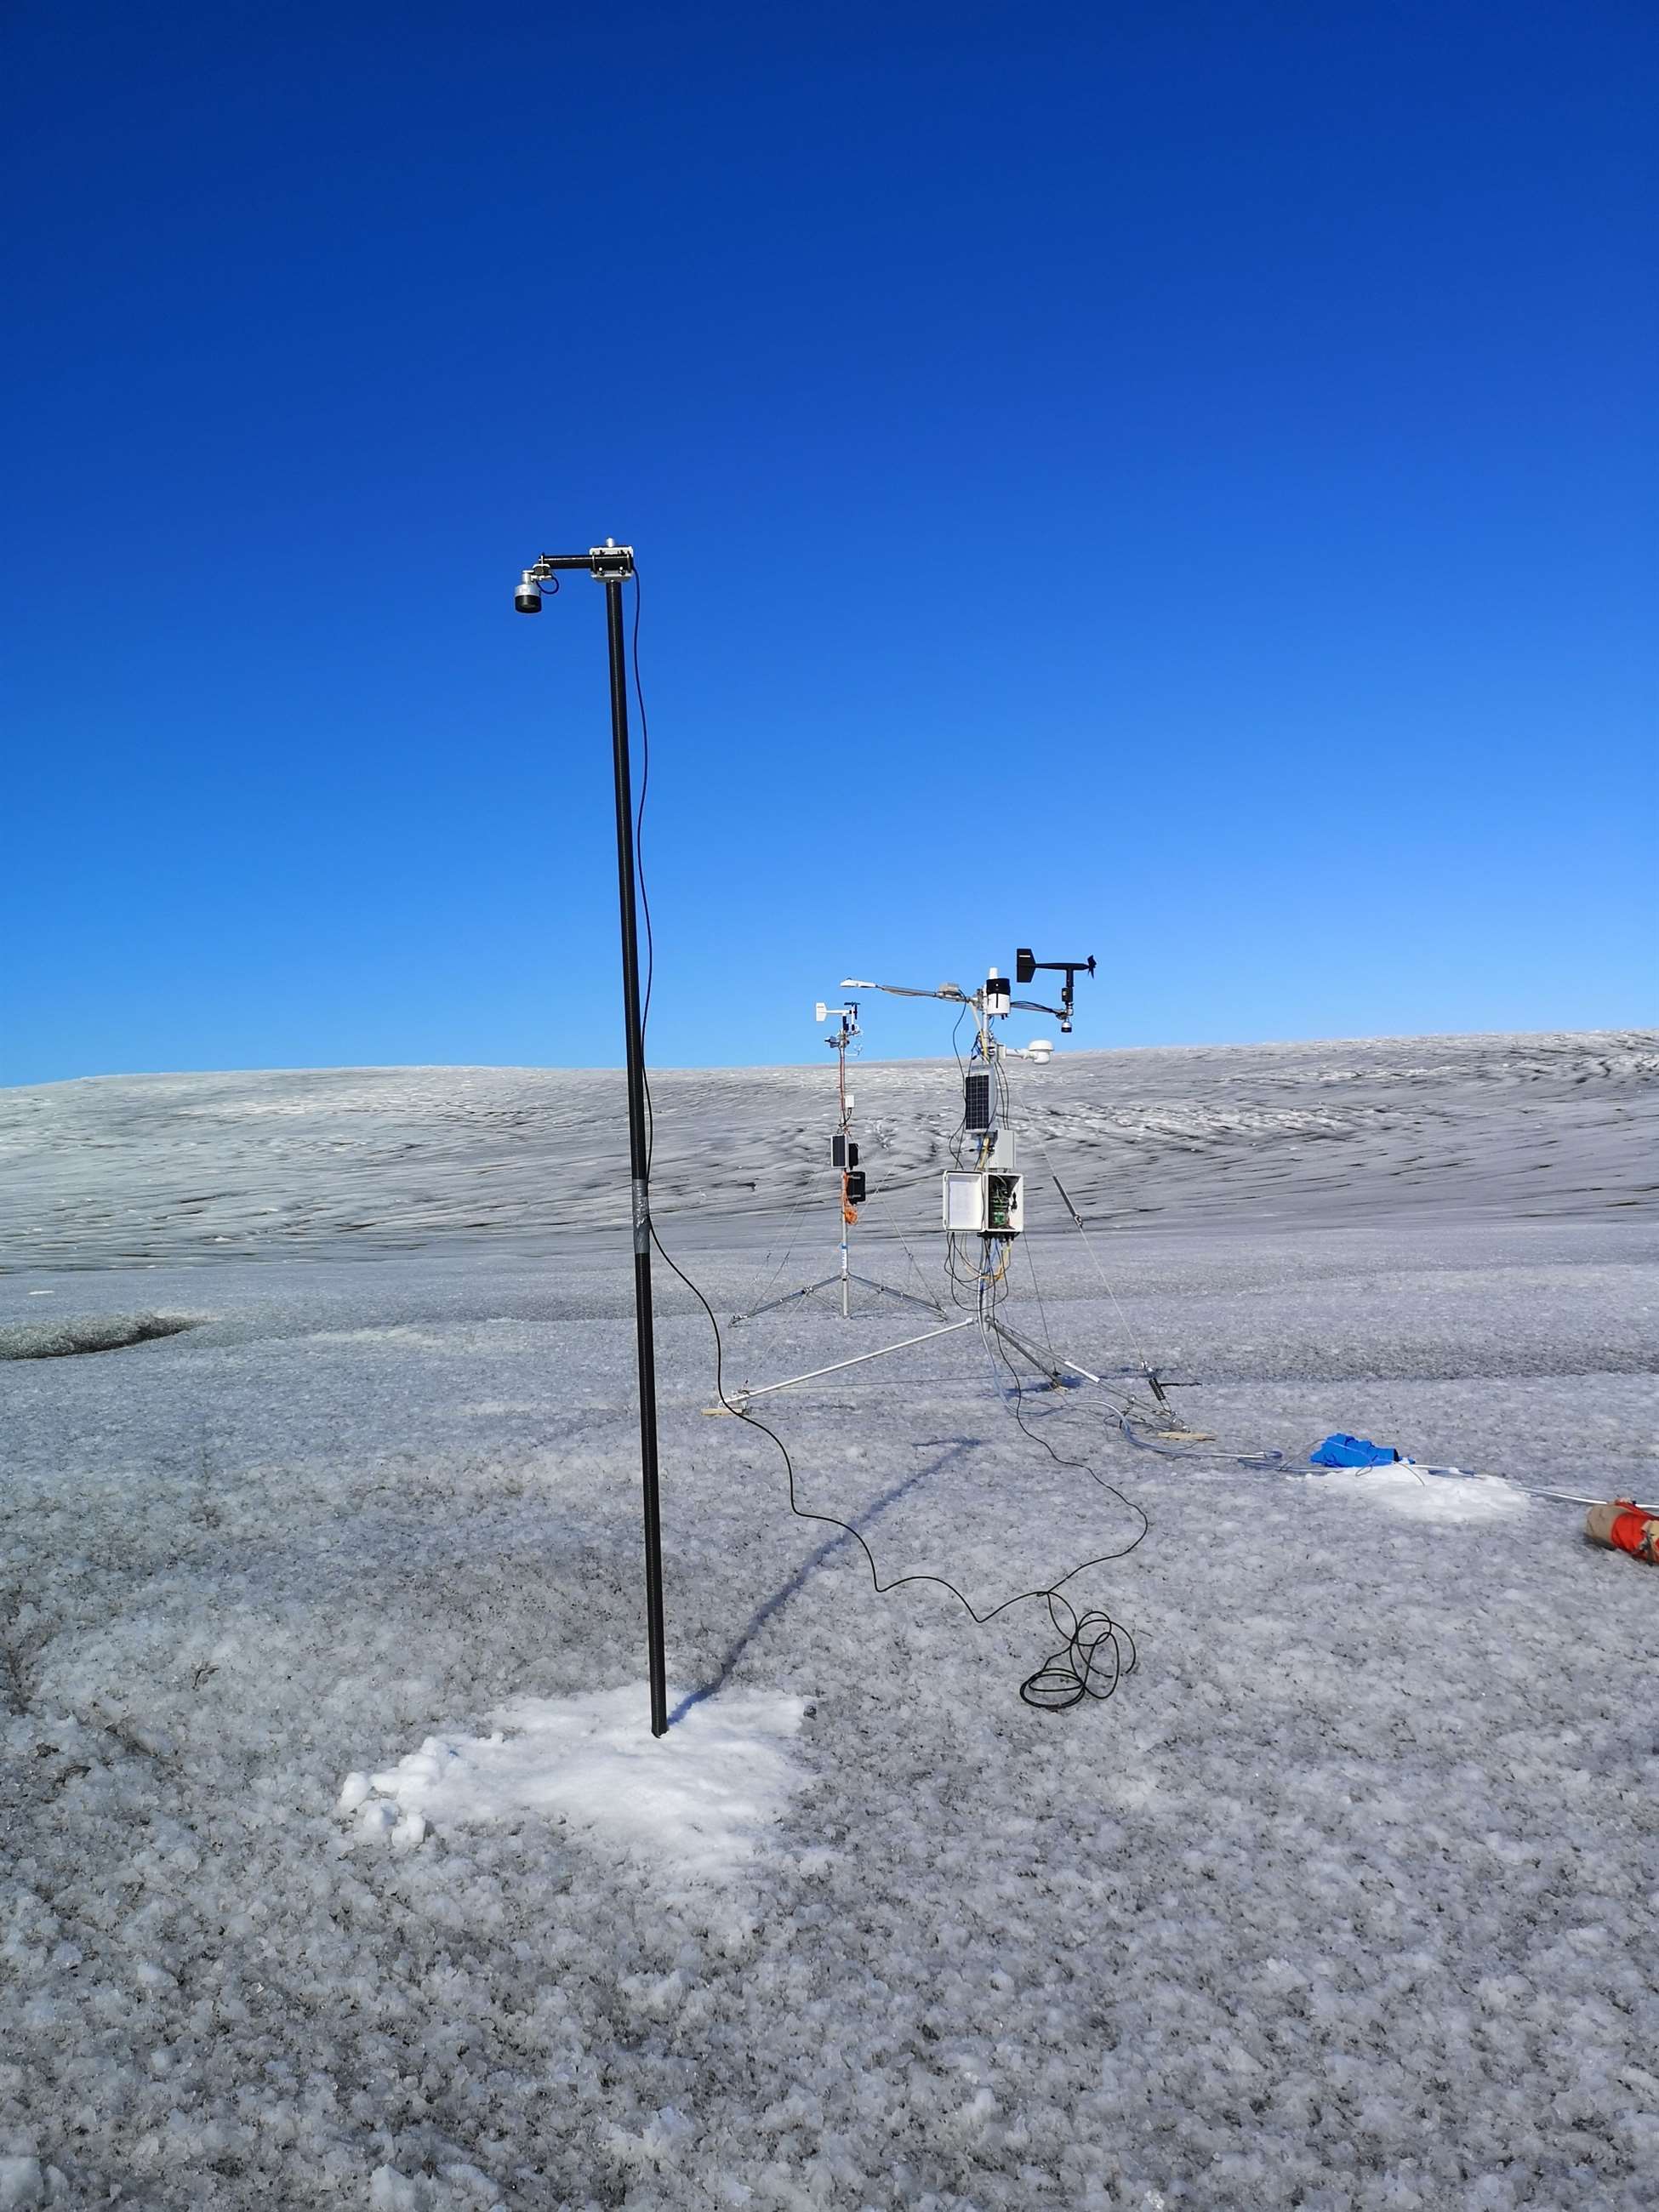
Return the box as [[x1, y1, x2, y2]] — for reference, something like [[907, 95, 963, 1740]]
[[514, 539, 669, 1739]]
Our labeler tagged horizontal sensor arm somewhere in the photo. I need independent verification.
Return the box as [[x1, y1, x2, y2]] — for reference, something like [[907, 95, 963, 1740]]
[[840, 979, 970, 1002]]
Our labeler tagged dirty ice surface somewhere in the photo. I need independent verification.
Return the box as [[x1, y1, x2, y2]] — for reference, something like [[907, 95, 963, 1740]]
[[3, 1029, 1657, 2210]]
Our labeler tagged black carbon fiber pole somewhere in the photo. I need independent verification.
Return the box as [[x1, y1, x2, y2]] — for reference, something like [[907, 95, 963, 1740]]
[[603, 570, 670, 1737]]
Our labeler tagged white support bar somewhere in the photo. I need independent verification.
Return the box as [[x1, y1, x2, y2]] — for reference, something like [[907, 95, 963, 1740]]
[[727, 1318, 978, 1405]]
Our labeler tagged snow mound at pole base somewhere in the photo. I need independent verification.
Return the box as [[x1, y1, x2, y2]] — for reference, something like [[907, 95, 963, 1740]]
[[343, 1684, 808, 1884]]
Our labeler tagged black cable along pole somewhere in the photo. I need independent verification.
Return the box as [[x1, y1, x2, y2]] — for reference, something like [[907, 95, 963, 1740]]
[[515, 540, 668, 1737], [603, 567, 670, 1739]]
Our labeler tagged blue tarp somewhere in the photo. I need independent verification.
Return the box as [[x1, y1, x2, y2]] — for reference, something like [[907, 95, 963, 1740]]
[[1309, 1432, 1400, 1468]]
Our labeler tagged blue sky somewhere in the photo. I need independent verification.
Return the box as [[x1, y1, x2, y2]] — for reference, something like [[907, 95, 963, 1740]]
[[3, 1, 1652, 1084]]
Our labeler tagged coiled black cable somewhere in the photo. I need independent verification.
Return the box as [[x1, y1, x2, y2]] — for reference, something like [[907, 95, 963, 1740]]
[[977, 1268, 1142, 1705]]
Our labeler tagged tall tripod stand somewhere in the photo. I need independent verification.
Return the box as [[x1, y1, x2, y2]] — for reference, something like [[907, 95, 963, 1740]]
[[735, 998, 943, 1325], [718, 960, 1104, 1413]]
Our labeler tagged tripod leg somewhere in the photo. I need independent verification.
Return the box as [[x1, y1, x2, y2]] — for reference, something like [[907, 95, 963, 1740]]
[[732, 1276, 843, 1325], [987, 1317, 1067, 1388], [847, 1274, 945, 1316]]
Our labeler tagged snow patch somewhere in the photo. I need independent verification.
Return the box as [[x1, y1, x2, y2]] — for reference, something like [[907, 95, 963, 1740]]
[[1310, 1462, 1531, 1524], [351, 1684, 807, 1884]]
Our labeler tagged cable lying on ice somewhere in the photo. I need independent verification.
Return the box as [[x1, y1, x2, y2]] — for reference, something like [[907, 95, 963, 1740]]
[[626, 567, 1143, 1712], [653, 1219, 1147, 1712]]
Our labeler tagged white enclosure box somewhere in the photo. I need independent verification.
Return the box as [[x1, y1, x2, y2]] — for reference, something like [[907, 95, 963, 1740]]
[[943, 1171, 982, 1232], [942, 1169, 1023, 1234]]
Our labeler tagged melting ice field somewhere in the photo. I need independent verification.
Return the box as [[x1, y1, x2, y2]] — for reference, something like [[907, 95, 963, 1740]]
[[2, 1031, 1656, 2209]]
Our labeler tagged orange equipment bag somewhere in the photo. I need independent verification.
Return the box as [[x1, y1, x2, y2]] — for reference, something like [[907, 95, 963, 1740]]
[[1584, 1500, 1659, 1564]]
